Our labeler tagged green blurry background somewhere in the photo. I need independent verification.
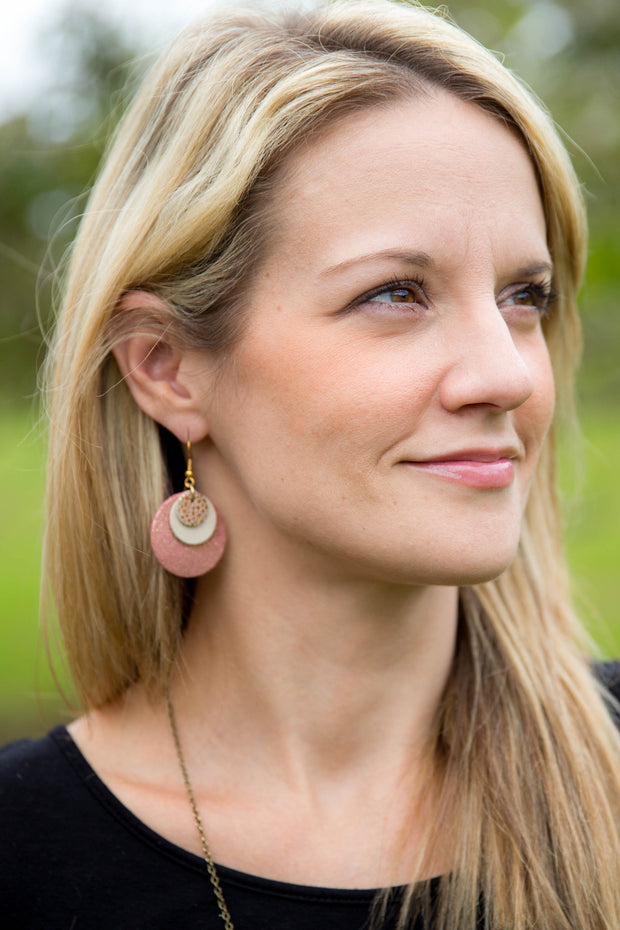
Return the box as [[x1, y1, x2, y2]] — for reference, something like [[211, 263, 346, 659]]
[[1, 0, 618, 742]]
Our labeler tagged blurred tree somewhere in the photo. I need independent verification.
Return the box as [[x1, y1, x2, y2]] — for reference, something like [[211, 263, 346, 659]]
[[0, 2, 144, 405]]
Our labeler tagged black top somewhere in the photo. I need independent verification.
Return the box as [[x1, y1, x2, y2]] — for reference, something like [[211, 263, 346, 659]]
[[0, 727, 423, 929], [1, 662, 619, 929]]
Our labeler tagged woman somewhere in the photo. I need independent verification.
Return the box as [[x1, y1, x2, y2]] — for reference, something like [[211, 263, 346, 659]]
[[2, 1, 619, 928]]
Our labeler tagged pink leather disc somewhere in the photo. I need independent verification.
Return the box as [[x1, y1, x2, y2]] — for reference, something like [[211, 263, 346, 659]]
[[150, 492, 226, 578]]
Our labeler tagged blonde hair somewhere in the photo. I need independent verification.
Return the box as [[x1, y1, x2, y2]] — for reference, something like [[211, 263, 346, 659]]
[[44, 2, 620, 927]]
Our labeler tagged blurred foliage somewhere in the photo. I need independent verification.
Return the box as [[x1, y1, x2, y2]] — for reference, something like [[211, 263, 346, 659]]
[[0, 2, 145, 405]]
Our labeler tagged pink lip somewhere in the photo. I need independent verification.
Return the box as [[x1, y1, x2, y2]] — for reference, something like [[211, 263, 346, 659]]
[[402, 450, 517, 489]]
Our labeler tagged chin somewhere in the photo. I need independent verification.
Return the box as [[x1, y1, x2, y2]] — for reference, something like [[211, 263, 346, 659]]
[[359, 538, 522, 587], [447, 559, 515, 586], [432, 548, 520, 586], [341, 553, 516, 590]]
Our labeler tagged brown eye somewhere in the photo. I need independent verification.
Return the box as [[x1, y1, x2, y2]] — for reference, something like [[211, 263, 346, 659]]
[[368, 286, 418, 304], [354, 277, 428, 313], [512, 288, 537, 305], [391, 288, 416, 303], [501, 282, 556, 317]]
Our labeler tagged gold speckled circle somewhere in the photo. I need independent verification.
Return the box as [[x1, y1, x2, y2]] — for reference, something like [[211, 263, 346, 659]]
[[176, 491, 210, 527]]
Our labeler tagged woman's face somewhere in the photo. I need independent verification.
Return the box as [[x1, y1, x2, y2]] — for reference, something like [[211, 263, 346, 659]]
[[198, 92, 555, 585]]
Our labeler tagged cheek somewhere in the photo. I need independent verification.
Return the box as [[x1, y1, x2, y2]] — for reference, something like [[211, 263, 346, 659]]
[[535, 345, 556, 426], [520, 344, 556, 453], [234, 330, 431, 451]]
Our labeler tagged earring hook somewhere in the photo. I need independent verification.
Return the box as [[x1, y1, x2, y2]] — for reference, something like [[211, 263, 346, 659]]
[[184, 439, 196, 499]]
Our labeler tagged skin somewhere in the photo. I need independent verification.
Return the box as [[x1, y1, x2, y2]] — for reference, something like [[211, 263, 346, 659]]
[[71, 91, 555, 888]]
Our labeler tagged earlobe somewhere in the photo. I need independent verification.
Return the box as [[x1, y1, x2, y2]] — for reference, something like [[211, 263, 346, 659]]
[[111, 290, 209, 442]]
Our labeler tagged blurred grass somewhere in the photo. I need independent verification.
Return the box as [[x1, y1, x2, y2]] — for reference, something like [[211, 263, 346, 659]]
[[561, 411, 620, 658], [0, 407, 73, 742], [0, 403, 618, 743]]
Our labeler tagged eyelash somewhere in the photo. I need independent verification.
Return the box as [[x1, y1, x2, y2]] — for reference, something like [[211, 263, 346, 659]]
[[503, 282, 558, 318], [352, 277, 558, 317], [353, 275, 427, 309]]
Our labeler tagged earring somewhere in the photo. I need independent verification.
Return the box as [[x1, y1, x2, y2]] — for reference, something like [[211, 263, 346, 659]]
[[150, 440, 227, 578]]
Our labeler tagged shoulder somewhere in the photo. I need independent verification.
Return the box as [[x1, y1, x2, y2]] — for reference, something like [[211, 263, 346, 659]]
[[592, 659, 620, 702], [0, 726, 90, 859], [592, 660, 620, 731], [0, 727, 90, 922], [0, 725, 74, 801], [0, 725, 199, 928]]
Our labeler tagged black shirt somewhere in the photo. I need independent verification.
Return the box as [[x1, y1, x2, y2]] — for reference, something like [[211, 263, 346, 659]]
[[0, 726, 424, 929], [1, 662, 618, 929]]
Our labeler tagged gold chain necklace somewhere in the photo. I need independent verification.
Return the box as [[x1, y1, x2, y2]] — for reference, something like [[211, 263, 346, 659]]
[[166, 692, 236, 930]]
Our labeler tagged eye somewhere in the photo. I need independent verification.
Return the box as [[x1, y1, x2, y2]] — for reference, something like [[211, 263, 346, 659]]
[[355, 277, 427, 309], [499, 282, 557, 317], [369, 286, 418, 304]]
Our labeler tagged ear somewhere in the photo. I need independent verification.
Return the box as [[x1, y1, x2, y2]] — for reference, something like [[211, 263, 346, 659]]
[[111, 290, 210, 443]]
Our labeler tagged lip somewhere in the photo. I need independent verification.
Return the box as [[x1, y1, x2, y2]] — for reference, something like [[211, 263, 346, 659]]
[[401, 448, 519, 489]]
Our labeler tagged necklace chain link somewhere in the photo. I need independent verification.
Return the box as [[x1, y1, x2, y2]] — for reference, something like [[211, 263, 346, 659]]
[[166, 692, 236, 930]]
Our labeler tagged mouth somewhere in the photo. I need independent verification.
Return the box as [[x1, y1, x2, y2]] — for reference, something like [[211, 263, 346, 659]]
[[401, 448, 520, 489]]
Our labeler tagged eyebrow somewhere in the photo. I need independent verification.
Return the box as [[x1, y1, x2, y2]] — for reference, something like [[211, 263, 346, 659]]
[[322, 249, 433, 277], [322, 252, 554, 279], [511, 261, 555, 279]]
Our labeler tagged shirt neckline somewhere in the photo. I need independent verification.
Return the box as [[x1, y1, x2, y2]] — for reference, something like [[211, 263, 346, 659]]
[[49, 724, 439, 902]]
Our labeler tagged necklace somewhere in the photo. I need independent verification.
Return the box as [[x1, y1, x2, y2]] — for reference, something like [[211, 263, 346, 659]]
[[166, 691, 236, 930]]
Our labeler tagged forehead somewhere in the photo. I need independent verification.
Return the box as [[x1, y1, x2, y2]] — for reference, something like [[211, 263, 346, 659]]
[[266, 92, 548, 275]]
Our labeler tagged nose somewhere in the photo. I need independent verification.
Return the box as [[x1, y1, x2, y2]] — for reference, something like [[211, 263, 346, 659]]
[[438, 303, 536, 414]]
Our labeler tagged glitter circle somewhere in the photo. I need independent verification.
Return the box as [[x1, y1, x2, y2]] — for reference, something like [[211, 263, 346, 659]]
[[150, 493, 227, 577]]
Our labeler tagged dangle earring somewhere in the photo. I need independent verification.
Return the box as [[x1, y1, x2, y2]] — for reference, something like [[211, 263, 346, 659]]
[[150, 440, 227, 578]]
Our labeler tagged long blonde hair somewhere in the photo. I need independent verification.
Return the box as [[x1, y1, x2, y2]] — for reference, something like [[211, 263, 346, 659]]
[[43, 2, 620, 927]]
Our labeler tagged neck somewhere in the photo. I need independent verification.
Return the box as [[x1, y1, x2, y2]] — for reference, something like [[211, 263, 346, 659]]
[[75, 555, 460, 887], [174, 563, 459, 788]]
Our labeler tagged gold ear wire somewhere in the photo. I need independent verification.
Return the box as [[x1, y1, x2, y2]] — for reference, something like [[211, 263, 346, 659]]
[[184, 439, 196, 500]]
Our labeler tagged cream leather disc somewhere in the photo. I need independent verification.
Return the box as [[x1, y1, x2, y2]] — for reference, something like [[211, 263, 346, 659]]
[[169, 496, 217, 545]]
